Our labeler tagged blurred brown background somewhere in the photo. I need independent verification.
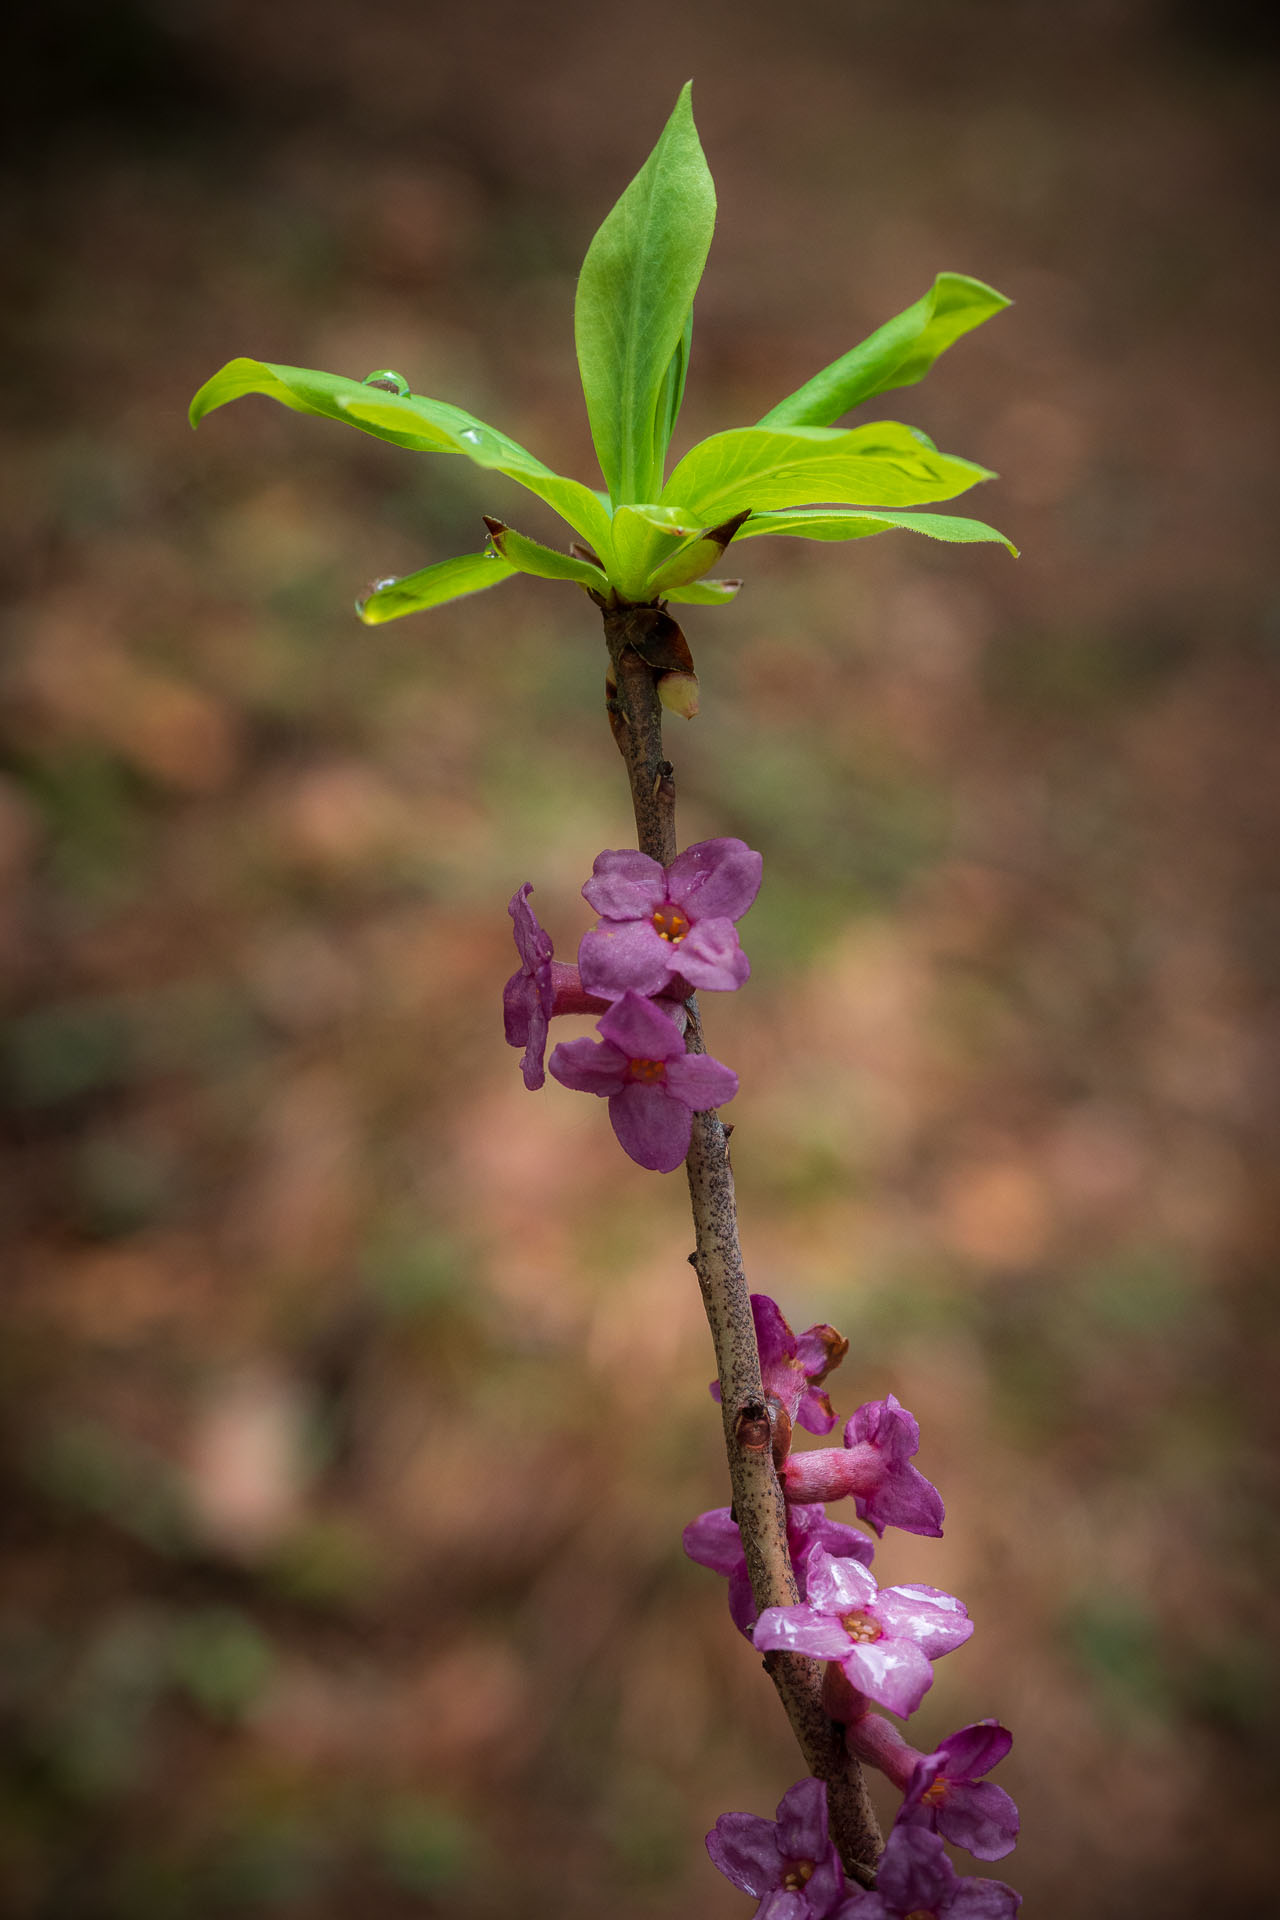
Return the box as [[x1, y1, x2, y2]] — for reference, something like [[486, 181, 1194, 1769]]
[[2, 1, 1278, 1914]]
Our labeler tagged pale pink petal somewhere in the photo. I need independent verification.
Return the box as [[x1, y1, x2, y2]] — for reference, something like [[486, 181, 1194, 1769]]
[[582, 848, 666, 919]]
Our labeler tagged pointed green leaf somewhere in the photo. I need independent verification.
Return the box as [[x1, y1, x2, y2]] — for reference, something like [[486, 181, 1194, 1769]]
[[662, 577, 742, 606], [757, 274, 1011, 428], [574, 83, 716, 504], [482, 518, 610, 590], [190, 359, 613, 553], [662, 422, 992, 522], [735, 506, 1017, 554], [607, 503, 704, 601], [356, 551, 516, 625]]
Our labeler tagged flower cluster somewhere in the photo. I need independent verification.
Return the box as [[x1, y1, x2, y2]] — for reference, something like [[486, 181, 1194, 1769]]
[[693, 1293, 1020, 1914], [503, 837, 761, 1172]]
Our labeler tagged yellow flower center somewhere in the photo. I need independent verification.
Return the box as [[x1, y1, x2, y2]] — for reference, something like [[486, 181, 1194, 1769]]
[[651, 905, 690, 943], [840, 1609, 882, 1644], [781, 1860, 815, 1892], [922, 1777, 950, 1808], [627, 1057, 666, 1083]]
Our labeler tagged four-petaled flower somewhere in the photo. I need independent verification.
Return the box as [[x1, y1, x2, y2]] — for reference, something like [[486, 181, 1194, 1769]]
[[833, 1826, 1020, 1919], [782, 1394, 945, 1537], [548, 989, 737, 1172], [577, 837, 762, 1000], [684, 1502, 874, 1637], [503, 884, 608, 1089], [712, 1292, 849, 1436], [707, 1776, 848, 1920], [752, 1547, 972, 1718], [898, 1722, 1019, 1863]]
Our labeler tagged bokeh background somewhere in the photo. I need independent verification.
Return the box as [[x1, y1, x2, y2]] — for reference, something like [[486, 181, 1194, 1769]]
[[3, 1, 1278, 1914]]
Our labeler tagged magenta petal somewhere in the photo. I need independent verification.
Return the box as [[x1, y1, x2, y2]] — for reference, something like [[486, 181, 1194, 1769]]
[[937, 1781, 1021, 1862], [947, 1882, 1022, 1919], [937, 1722, 1013, 1781], [774, 1777, 829, 1861], [578, 920, 675, 998], [843, 1637, 935, 1716], [608, 1083, 691, 1172], [502, 968, 534, 1049], [752, 1604, 853, 1663], [666, 837, 763, 921], [751, 1294, 796, 1374], [597, 989, 685, 1061], [705, 1812, 785, 1897], [800, 1511, 876, 1571], [547, 1034, 627, 1096], [797, 1386, 838, 1436], [803, 1547, 876, 1615], [876, 1585, 973, 1659], [581, 848, 666, 919], [675, 917, 750, 991], [876, 1828, 956, 1912], [665, 1051, 739, 1112], [682, 1508, 743, 1577]]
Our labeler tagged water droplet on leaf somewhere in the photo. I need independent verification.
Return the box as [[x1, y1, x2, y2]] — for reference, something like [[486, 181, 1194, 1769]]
[[362, 370, 410, 396], [459, 427, 483, 446]]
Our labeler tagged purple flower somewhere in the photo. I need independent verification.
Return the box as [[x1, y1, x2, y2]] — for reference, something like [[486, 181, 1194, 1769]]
[[684, 1503, 874, 1637], [547, 989, 737, 1173], [834, 1826, 1019, 1919], [707, 1776, 847, 1920], [711, 1294, 849, 1437], [752, 1548, 972, 1718], [781, 1396, 944, 1538], [503, 884, 607, 1089], [577, 837, 762, 999], [898, 1722, 1019, 1862]]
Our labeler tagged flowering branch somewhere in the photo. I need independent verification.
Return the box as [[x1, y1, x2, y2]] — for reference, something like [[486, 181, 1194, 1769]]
[[601, 602, 883, 1879], [190, 80, 1022, 1915]]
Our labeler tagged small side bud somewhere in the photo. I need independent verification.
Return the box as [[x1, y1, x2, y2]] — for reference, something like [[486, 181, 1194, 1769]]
[[658, 669, 700, 719], [734, 1404, 771, 1453]]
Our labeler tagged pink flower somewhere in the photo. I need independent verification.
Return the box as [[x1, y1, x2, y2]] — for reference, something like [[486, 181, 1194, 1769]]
[[503, 884, 607, 1089], [548, 990, 737, 1172], [577, 837, 762, 999], [898, 1722, 1019, 1862], [833, 1826, 1019, 1918], [712, 1293, 849, 1437], [781, 1395, 944, 1537], [752, 1547, 971, 1718], [707, 1777, 847, 1920]]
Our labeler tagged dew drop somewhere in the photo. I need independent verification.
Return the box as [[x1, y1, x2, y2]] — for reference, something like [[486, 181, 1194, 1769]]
[[459, 427, 483, 446], [362, 369, 410, 396]]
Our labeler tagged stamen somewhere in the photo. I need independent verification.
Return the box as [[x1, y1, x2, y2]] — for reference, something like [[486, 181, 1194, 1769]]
[[651, 905, 690, 944], [627, 1057, 666, 1084], [922, 1777, 949, 1808], [781, 1860, 815, 1891], [840, 1609, 882, 1645]]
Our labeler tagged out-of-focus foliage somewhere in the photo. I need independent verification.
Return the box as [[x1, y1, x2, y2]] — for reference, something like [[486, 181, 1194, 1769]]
[[2, 3, 1277, 1918]]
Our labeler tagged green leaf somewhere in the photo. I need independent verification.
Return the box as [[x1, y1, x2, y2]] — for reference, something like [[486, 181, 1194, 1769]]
[[663, 577, 742, 606], [355, 551, 516, 625], [607, 503, 704, 601], [735, 506, 1017, 554], [644, 509, 751, 596], [482, 518, 610, 590], [757, 273, 1011, 428], [190, 359, 613, 553], [574, 83, 716, 504], [662, 422, 993, 522]]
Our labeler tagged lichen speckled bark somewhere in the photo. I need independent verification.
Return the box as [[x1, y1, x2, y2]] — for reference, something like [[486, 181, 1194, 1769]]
[[601, 601, 883, 1882]]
